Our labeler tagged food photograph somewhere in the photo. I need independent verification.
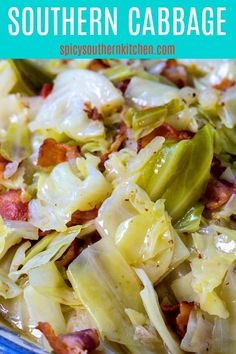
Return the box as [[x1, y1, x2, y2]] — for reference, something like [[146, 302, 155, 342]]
[[0, 59, 235, 354]]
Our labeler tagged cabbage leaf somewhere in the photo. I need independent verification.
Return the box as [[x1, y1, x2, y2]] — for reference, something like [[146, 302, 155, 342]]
[[68, 237, 161, 354], [96, 184, 189, 283], [9, 226, 81, 280], [135, 268, 184, 354], [30, 69, 124, 142], [28, 262, 79, 306], [29, 155, 112, 231]]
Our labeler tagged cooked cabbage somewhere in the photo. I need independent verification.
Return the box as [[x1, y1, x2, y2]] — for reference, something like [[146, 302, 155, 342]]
[[9, 226, 81, 280], [30, 69, 124, 142], [29, 155, 112, 231], [1, 60, 236, 354], [68, 237, 162, 353]]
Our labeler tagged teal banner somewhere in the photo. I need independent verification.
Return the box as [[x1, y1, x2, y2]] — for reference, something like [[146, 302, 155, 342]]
[[0, 0, 235, 58]]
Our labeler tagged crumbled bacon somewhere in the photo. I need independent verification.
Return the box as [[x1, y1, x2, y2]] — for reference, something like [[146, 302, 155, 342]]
[[38, 229, 53, 238], [210, 157, 226, 179], [99, 122, 128, 169], [61, 59, 71, 65], [0, 190, 28, 221], [0, 155, 9, 178], [161, 59, 188, 88], [176, 302, 195, 337], [110, 121, 128, 153], [83, 102, 103, 121], [214, 78, 235, 91], [162, 302, 195, 338], [56, 231, 101, 268], [138, 123, 193, 150], [205, 176, 235, 210], [40, 83, 53, 98], [116, 79, 131, 94], [56, 239, 85, 268], [68, 208, 98, 227], [87, 59, 110, 72], [37, 322, 100, 354], [37, 139, 80, 168]]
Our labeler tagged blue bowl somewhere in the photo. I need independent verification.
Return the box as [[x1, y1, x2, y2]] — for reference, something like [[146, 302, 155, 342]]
[[0, 326, 46, 354]]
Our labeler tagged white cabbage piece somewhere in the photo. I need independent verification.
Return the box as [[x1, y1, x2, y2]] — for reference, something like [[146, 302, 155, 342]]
[[28, 262, 79, 306], [127, 137, 165, 173], [104, 137, 165, 187], [0, 61, 17, 96], [0, 269, 21, 299], [125, 77, 180, 107], [167, 106, 198, 133], [66, 307, 97, 333], [210, 265, 236, 354], [0, 217, 38, 261], [180, 309, 213, 353], [29, 155, 112, 231], [171, 272, 197, 303], [5, 221, 38, 240], [220, 86, 236, 128], [0, 294, 32, 334], [181, 60, 236, 87], [9, 241, 31, 274], [213, 225, 236, 256], [213, 194, 236, 220], [190, 229, 236, 318], [29, 69, 124, 142], [220, 167, 236, 184], [96, 182, 153, 239], [96, 183, 189, 283], [135, 268, 183, 354], [24, 285, 66, 338], [0, 95, 24, 131], [68, 237, 162, 354], [104, 148, 136, 186], [9, 226, 81, 280]]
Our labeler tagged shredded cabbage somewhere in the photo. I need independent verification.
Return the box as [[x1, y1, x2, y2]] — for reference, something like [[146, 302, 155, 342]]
[[9, 226, 81, 280]]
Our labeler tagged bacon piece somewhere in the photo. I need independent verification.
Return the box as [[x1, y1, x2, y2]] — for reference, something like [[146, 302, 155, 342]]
[[162, 302, 195, 338], [116, 79, 131, 94], [176, 302, 195, 337], [0, 155, 9, 179], [40, 83, 53, 98], [0, 190, 28, 221], [68, 208, 98, 227], [83, 102, 103, 121], [110, 121, 128, 153], [138, 123, 193, 150], [210, 157, 226, 179], [98, 121, 128, 170], [61, 59, 71, 65], [99, 122, 128, 169], [161, 59, 188, 88], [38, 229, 53, 238], [56, 239, 85, 268], [56, 231, 101, 268], [37, 139, 80, 168], [205, 176, 235, 210], [36, 322, 100, 354], [214, 78, 235, 91], [87, 59, 110, 72]]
